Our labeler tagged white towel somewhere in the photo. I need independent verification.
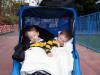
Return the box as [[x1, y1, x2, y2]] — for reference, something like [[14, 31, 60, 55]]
[[21, 45, 73, 75]]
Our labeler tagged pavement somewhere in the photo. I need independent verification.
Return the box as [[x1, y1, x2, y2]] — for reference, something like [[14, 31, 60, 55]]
[[0, 31, 18, 75], [0, 31, 100, 75], [76, 44, 100, 75]]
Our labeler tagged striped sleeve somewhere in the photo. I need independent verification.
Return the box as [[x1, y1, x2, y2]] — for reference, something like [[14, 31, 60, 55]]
[[30, 41, 46, 48], [44, 40, 57, 54]]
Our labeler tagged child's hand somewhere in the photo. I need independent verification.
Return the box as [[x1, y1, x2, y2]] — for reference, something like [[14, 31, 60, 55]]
[[47, 53, 53, 57], [56, 41, 60, 47]]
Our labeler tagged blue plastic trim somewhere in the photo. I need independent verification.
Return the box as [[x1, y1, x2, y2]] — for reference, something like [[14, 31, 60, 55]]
[[10, 60, 21, 75], [87, 16, 90, 50]]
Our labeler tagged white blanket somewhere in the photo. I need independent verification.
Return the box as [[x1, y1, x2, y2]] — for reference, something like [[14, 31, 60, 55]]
[[21, 44, 73, 75]]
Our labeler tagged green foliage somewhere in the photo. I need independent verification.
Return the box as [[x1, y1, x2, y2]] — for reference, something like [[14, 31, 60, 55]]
[[6, 16, 19, 25], [1, 0, 25, 16], [75, 0, 98, 16], [24, 3, 29, 6], [12, 1, 22, 8], [75, 3, 84, 15], [0, 0, 98, 16], [0, 16, 9, 25]]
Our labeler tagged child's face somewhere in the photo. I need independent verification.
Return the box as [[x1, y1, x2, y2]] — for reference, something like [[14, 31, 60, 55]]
[[27, 31, 39, 42], [57, 34, 69, 45]]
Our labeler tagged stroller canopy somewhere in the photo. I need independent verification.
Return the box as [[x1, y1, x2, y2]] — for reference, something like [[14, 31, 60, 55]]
[[19, 7, 74, 18], [18, 6, 77, 37]]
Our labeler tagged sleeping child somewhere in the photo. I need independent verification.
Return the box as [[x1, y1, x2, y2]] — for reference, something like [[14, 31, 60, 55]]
[[21, 30, 74, 75], [12, 26, 44, 62], [30, 30, 73, 57], [12, 26, 54, 62]]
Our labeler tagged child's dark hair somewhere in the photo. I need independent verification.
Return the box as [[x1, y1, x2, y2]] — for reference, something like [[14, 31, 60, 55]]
[[60, 30, 73, 40], [22, 26, 39, 45], [22, 26, 39, 38], [22, 25, 54, 42]]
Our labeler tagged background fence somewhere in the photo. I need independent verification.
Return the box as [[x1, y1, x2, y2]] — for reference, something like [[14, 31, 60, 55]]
[[75, 12, 100, 52]]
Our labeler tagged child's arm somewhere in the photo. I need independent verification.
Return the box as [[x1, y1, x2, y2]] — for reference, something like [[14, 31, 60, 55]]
[[30, 41, 46, 47], [44, 40, 57, 57], [30, 40, 55, 57], [44, 48, 53, 57], [44, 44, 52, 55]]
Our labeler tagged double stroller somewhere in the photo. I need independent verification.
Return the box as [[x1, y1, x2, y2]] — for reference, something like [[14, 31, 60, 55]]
[[10, 6, 82, 75]]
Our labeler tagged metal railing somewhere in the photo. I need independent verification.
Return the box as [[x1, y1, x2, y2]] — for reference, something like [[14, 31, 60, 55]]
[[75, 12, 100, 52]]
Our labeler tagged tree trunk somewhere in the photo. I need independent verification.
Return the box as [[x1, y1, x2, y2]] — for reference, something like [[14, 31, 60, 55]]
[[0, 0, 2, 16], [10, 0, 12, 16]]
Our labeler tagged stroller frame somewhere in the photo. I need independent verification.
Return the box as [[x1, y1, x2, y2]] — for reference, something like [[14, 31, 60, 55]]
[[10, 6, 82, 75]]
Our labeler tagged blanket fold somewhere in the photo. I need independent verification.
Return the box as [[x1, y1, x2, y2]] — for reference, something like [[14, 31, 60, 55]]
[[21, 44, 73, 75]]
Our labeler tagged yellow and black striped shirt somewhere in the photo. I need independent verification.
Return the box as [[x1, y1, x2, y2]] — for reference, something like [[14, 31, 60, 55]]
[[30, 40, 64, 54]]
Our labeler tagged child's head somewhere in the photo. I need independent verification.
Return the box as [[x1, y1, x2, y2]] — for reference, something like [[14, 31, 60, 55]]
[[57, 30, 73, 45], [23, 26, 39, 42]]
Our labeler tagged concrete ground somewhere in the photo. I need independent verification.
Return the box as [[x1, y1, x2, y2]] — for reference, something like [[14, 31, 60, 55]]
[[0, 31, 100, 75], [0, 31, 18, 75], [76, 44, 100, 75]]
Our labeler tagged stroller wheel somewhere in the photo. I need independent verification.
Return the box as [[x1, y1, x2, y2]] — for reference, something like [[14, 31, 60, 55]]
[[32, 70, 51, 75]]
